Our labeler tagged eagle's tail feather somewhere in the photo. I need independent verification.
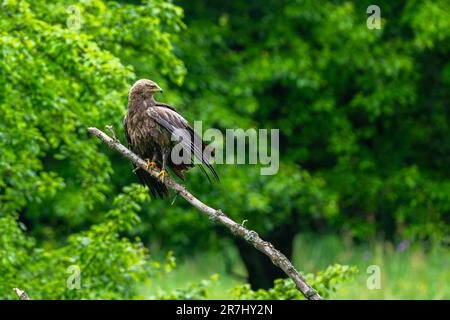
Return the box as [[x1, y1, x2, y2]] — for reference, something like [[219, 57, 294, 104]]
[[135, 168, 169, 199]]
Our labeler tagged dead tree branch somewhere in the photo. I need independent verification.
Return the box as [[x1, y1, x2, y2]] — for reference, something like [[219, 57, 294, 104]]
[[13, 288, 30, 300], [87, 126, 323, 300]]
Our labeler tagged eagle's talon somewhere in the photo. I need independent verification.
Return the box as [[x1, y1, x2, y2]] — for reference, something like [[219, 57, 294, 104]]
[[145, 159, 158, 172], [157, 170, 168, 183]]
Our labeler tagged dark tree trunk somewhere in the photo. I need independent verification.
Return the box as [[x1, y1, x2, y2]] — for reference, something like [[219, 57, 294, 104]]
[[233, 223, 296, 290]]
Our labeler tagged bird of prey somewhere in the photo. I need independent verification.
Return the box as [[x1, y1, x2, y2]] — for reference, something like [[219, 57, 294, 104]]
[[124, 79, 218, 198]]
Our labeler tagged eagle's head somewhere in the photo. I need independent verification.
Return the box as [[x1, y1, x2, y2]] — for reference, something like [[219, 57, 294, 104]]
[[129, 79, 163, 99]]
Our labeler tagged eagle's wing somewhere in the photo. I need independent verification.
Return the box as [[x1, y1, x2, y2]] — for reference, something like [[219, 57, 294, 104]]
[[147, 106, 219, 182], [124, 116, 169, 198]]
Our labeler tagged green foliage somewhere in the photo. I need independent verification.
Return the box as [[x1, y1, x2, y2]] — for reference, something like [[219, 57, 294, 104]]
[[0, 0, 185, 299], [154, 274, 219, 300], [231, 264, 358, 300], [0, 0, 185, 217], [0, 184, 148, 299], [150, 264, 358, 300], [308, 265, 359, 299], [2, 1, 128, 214], [147, 235, 449, 299], [142, 0, 450, 255], [31, 0, 186, 84], [1, 0, 448, 299]]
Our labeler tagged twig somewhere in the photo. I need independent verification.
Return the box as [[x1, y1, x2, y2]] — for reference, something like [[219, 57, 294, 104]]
[[87, 126, 323, 300], [13, 288, 30, 300], [106, 125, 119, 142], [170, 191, 179, 206]]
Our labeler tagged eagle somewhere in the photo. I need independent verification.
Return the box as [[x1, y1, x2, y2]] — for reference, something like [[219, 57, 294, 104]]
[[124, 79, 218, 198]]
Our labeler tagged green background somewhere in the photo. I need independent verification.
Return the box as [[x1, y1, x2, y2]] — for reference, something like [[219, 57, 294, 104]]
[[0, 0, 448, 299]]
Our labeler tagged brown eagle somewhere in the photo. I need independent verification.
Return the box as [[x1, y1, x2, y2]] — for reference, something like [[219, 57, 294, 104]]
[[124, 79, 218, 198]]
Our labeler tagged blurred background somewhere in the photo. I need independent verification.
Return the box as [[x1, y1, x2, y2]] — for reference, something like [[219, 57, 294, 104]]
[[0, 0, 449, 299]]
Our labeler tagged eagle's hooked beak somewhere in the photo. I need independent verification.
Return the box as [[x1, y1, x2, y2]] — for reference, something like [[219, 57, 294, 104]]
[[153, 86, 163, 93]]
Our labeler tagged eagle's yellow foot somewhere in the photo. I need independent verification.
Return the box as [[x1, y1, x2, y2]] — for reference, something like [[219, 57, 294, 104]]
[[157, 170, 169, 183], [145, 159, 158, 172]]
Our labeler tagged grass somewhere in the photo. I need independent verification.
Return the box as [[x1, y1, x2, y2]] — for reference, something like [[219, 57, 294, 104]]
[[293, 234, 449, 299], [143, 234, 450, 299]]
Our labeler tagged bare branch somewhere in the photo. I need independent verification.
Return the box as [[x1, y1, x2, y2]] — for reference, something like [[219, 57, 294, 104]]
[[13, 288, 30, 300], [87, 126, 323, 300], [105, 125, 119, 142]]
